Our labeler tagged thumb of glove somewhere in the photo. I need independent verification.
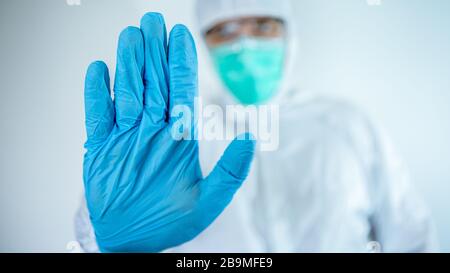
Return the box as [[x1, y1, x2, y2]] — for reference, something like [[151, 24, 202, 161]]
[[194, 133, 256, 225]]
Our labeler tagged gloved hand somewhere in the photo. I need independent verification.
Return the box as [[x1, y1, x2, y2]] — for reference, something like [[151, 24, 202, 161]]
[[83, 13, 255, 253]]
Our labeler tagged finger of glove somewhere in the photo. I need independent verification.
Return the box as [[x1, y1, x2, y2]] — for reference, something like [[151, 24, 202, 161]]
[[140, 12, 169, 125], [197, 133, 256, 217], [168, 24, 198, 122], [84, 61, 114, 148], [114, 26, 145, 130]]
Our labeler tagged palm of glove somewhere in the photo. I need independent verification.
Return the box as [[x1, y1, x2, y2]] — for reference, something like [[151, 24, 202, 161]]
[[83, 13, 255, 253]]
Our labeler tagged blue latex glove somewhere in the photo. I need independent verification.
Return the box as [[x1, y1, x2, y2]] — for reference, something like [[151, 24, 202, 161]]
[[83, 13, 255, 253]]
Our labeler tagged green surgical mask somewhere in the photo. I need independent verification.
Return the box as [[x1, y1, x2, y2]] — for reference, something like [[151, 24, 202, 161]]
[[210, 37, 285, 105]]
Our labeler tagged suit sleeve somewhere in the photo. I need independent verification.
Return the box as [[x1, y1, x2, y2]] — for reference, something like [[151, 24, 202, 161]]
[[365, 122, 439, 252], [74, 196, 100, 253]]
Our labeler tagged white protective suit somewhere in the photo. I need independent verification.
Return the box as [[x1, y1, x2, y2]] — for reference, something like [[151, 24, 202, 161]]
[[75, 0, 438, 253]]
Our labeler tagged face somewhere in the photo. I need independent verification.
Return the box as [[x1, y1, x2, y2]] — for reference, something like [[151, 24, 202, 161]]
[[203, 16, 287, 105], [204, 16, 286, 48]]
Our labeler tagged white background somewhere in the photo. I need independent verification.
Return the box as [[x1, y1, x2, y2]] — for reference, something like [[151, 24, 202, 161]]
[[0, 0, 449, 252]]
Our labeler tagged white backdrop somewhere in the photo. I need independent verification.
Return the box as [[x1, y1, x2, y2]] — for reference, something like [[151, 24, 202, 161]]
[[0, 0, 449, 252]]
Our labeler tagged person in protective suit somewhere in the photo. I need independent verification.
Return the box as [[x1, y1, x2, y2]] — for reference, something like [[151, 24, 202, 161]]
[[75, 0, 437, 253]]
